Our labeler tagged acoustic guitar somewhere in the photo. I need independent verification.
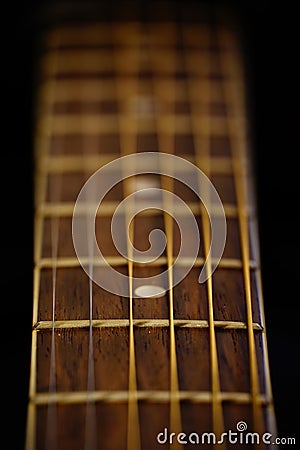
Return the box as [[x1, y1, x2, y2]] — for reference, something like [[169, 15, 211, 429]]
[[25, 1, 278, 449]]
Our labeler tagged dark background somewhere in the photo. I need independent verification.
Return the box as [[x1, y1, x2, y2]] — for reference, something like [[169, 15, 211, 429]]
[[2, 0, 298, 448]]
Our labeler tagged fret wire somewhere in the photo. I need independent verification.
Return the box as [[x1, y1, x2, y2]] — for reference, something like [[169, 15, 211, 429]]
[[41, 68, 234, 81], [37, 154, 233, 174], [37, 154, 119, 172], [36, 256, 259, 269], [39, 78, 225, 104], [41, 48, 224, 77], [184, 27, 225, 440], [43, 22, 213, 49], [36, 113, 233, 135], [37, 201, 241, 218], [44, 23, 112, 47], [39, 79, 116, 102], [30, 390, 271, 406], [114, 38, 141, 450], [33, 319, 264, 331], [218, 30, 265, 437]]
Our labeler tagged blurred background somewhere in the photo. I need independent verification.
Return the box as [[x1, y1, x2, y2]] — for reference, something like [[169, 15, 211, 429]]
[[2, 0, 298, 448]]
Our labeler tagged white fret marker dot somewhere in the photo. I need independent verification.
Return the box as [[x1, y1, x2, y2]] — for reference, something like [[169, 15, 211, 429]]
[[134, 285, 166, 298]]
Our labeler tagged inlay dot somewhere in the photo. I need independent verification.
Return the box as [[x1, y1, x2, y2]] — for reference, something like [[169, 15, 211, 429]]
[[134, 285, 166, 298]]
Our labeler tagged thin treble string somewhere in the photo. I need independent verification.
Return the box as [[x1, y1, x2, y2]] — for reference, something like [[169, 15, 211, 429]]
[[82, 57, 98, 450], [84, 234, 98, 450], [124, 27, 142, 450], [184, 23, 225, 442], [217, 27, 264, 437], [45, 213, 60, 450], [112, 24, 141, 450], [45, 30, 62, 450]]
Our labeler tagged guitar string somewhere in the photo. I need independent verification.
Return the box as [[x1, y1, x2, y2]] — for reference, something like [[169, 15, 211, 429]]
[[217, 28, 264, 436], [45, 30, 62, 450], [25, 36, 55, 449], [250, 230, 278, 438], [153, 30, 183, 448], [82, 76, 98, 450], [184, 23, 225, 442], [113, 25, 142, 450]]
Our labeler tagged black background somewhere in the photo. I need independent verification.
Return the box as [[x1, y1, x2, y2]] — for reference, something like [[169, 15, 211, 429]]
[[2, 0, 299, 448]]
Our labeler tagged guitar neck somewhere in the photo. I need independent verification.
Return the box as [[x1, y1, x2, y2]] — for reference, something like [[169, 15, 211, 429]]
[[26, 2, 277, 449]]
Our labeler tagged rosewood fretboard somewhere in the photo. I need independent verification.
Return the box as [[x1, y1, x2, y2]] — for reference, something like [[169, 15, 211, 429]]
[[26, 3, 277, 449]]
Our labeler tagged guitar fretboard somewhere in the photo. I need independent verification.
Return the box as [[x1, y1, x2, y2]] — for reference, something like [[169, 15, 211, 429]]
[[26, 4, 277, 450]]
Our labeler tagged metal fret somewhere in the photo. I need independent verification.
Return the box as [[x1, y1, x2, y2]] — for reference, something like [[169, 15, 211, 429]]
[[36, 154, 233, 173], [37, 113, 236, 135], [30, 390, 271, 406], [36, 256, 259, 269], [38, 79, 225, 103], [33, 319, 264, 331], [36, 201, 241, 218]]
